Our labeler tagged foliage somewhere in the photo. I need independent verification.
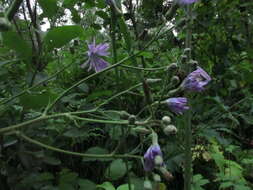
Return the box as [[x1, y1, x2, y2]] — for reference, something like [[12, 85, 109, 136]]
[[0, 0, 253, 190]]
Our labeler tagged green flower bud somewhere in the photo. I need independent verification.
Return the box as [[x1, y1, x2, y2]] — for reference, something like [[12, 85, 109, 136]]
[[119, 111, 131, 119], [153, 174, 161, 182], [132, 127, 150, 134], [170, 76, 180, 85], [154, 155, 163, 166], [167, 63, 178, 71], [128, 115, 136, 125], [159, 167, 173, 181], [162, 116, 171, 125], [163, 125, 177, 135], [144, 180, 152, 190]]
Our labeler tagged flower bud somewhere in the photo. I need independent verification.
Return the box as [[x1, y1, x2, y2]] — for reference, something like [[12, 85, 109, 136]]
[[119, 111, 131, 119], [154, 155, 163, 166], [128, 115, 136, 125], [170, 76, 180, 85], [167, 63, 178, 71], [159, 167, 173, 181], [163, 125, 177, 135], [144, 180, 152, 190], [183, 48, 191, 53], [162, 116, 171, 125], [181, 54, 187, 61], [153, 174, 161, 182], [189, 59, 198, 67], [132, 127, 150, 134]]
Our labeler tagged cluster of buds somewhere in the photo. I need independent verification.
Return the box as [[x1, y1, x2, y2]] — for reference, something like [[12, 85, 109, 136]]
[[162, 116, 178, 135]]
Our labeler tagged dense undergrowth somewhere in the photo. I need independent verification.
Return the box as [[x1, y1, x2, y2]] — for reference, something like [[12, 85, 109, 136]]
[[0, 0, 253, 190]]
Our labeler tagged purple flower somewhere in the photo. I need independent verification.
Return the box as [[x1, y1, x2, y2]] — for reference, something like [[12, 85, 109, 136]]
[[81, 42, 110, 72], [179, 0, 198, 4], [181, 66, 211, 92], [144, 144, 164, 172], [166, 97, 189, 115]]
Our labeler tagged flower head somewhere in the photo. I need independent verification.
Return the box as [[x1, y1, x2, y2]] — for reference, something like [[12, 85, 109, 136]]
[[144, 144, 164, 172], [178, 0, 198, 4], [81, 42, 110, 72], [181, 66, 211, 92], [166, 97, 189, 115]]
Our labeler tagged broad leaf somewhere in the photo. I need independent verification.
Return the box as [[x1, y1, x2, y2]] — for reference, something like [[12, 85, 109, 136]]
[[44, 25, 84, 51], [1, 31, 32, 58], [105, 159, 127, 181]]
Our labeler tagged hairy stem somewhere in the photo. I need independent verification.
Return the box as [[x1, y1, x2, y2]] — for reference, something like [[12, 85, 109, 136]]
[[15, 132, 142, 159], [184, 4, 193, 190]]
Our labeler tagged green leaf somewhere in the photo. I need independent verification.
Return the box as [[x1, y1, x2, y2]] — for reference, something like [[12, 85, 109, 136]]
[[1, 31, 32, 58], [63, 128, 88, 138], [82, 147, 112, 162], [58, 183, 75, 190], [43, 156, 61, 165], [38, 0, 58, 18], [19, 88, 58, 110], [59, 169, 78, 185], [96, 0, 106, 9], [97, 182, 116, 190], [105, 159, 127, 181], [117, 184, 135, 190], [63, 0, 77, 8], [78, 179, 96, 190], [44, 25, 84, 51]]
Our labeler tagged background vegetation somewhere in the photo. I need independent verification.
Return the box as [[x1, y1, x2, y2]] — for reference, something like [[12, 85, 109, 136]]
[[0, 0, 252, 190]]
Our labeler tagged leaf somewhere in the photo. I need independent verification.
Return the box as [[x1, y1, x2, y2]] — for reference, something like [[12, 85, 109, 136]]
[[117, 184, 134, 190], [43, 156, 61, 165], [59, 169, 78, 185], [1, 31, 32, 58], [105, 159, 127, 181], [38, 0, 58, 18], [78, 179, 96, 190], [140, 52, 153, 59], [44, 25, 84, 51], [97, 182, 116, 190], [82, 147, 112, 162], [63, 128, 88, 138], [87, 90, 113, 102], [19, 88, 58, 110], [59, 183, 75, 190]]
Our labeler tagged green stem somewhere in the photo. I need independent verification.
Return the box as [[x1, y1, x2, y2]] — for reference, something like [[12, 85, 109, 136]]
[[0, 109, 150, 135], [16, 132, 141, 159], [119, 65, 167, 71], [184, 4, 193, 190], [110, 7, 119, 77], [71, 116, 129, 125]]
